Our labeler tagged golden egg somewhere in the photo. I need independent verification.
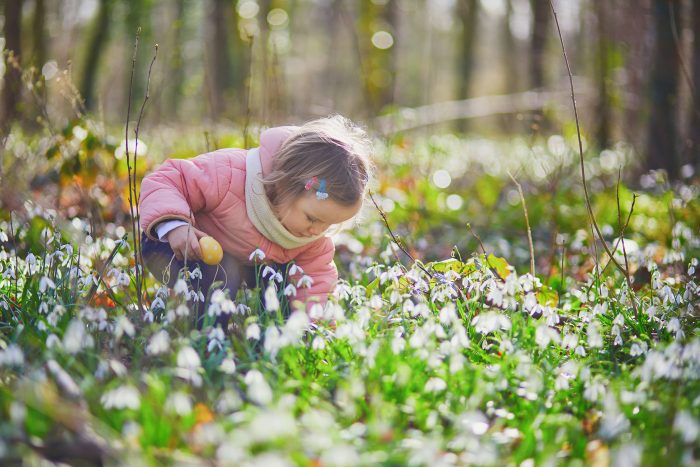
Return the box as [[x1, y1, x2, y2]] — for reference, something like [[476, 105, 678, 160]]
[[199, 236, 223, 265]]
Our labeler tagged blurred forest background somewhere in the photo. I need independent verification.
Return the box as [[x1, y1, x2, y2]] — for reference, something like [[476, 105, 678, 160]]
[[1, 0, 699, 179]]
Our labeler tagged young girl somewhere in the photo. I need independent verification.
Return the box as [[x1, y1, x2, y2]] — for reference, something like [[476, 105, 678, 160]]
[[138, 115, 372, 311]]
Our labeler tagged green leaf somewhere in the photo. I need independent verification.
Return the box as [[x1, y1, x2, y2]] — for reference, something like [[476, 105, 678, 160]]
[[486, 254, 511, 279], [536, 285, 559, 307]]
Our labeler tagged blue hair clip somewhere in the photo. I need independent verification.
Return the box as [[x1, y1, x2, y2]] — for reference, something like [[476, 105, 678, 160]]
[[316, 179, 328, 200]]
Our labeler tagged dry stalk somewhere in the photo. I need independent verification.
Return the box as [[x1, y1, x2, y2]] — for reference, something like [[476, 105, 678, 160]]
[[507, 170, 535, 277]]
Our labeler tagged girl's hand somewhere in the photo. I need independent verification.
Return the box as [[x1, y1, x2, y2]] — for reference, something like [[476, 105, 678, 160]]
[[166, 224, 207, 261]]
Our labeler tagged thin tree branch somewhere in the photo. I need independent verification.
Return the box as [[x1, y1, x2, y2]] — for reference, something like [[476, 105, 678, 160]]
[[549, 0, 628, 277]]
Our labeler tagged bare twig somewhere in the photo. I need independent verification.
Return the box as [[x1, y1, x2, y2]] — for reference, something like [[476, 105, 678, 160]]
[[507, 170, 535, 277], [368, 191, 433, 279], [616, 168, 638, 315], [124, 29, 158, 313], [549, 0, 628, 277], [466, 223, 505, 283]]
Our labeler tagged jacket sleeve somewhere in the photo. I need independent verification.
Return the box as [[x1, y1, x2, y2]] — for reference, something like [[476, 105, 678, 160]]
[[291, 237, 338, 310], [139, 152, 234, 239]]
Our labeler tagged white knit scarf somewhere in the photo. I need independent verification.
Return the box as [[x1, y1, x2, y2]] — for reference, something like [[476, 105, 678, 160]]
[[245, 148, 324, 250]]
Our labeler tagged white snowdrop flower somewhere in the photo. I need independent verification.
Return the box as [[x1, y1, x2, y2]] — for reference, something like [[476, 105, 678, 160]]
[[63, 319, 87, 354], [562, 333, 578, 350], [176, 346, 202, 387], [0, 344, 24, 367], [583, 379, 606, 402], [645, 305, 657, 318], [163, 392, 193, 417], [190, 266, 202, 280], [284, 283, 297, 297], [109, 359, 128, 377], [114, 315, 135, 340], [425, 377, 447, 393], [146, 330, 170, 355], [409, 327, 429, 348], [173, 279, 188, 295], [176, 304, 190, 317], [450, 352, 465, 374], [248, 248, 266, 262], [46, 334, 61, 349], [264, 326, 285, 357], [592, 302, 608, 316], [219, 357, 237, 374], [472, 311, 511, 335], [207, 326, 225, 352], [177, 346, 201, 369], [412, 302, 431, 318], [587, 322, 604, 348], [629, 341, 648, 357], [236, 303, 250, 315], [38, 302, 49, 315], [667, 317, 681, 333], [46, 360, 81, 397], [308, 335, 325, 351], [38, 276, 56, 293], [297, 275, 314, 289], [190, 290, 205, 302], [2, 266, 15, 280], [116, 271, 130, 287], [284, 311, 310, 342], [674, 410, 700, 444], [0, 230, 7, 242], [288, 263, 304, 276], [391, 336, 405, 354], [438, 303, 458, 325], [101, 385, 141, 410], [613, 314, 625, 326], [264, 284, 280, 312], [246, 323, 261, 340], [150, 297, 165, 310], [244, 369, 273, 405], [368, 294, 383, 310], [535, 324, 560, 349], [262, 265, 277, 279], [248, 409, 298, 443], [26, 253, 37, 270], [612, 326, 623, 346], [456, 411, 490, 435]]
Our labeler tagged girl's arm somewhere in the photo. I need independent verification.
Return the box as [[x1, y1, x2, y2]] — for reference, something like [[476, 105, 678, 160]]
[[139, 152, 237, 239]]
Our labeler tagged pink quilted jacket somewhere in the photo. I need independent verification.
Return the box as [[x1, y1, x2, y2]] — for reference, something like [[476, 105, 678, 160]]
[[139, 126, 337, 306]]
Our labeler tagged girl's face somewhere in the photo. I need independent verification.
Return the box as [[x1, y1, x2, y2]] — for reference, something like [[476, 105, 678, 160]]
[[275, 192, 362, 238]]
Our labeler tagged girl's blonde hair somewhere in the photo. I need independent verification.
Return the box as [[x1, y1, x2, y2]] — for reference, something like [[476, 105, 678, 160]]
[[263, 115, 373, 208]]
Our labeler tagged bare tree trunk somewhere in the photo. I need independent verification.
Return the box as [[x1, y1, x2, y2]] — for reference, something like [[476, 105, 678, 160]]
[[594, 0, 612, 149], [79, 0, 111, 112], [1, 0, 23, 127], [31, 0, 46, 68], [167, 0, 186, 119], [502, 0, 518, 94], [647, 0, 681, 179], [455, 0, 479, 132], [530, 0, 550, 90], [529, 0, 550, 133], [690, 0, 700, 170]]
